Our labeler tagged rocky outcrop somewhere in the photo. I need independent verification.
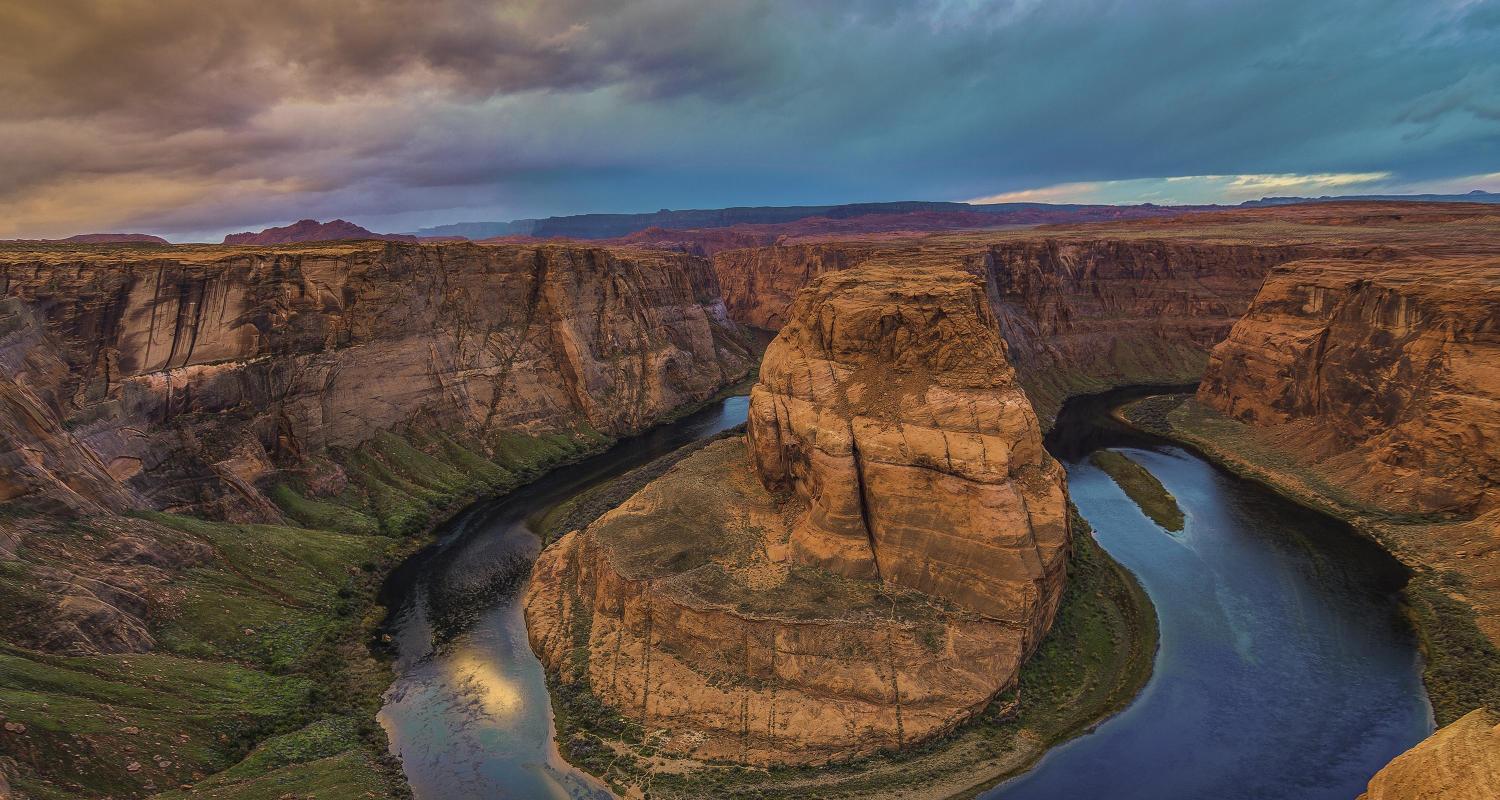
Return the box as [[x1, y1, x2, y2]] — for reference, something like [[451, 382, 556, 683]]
[[222, 219, 417, 244], [0, 241, 753, 520], [745, 263, 1070, 622], [1199, 257, 1500, 517], [525, 263, 1068, 765], [1359, 707, 1500, 800]]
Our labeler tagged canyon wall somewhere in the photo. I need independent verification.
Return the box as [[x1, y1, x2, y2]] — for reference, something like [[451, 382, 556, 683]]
[[712, 235, 1321, 420], [0, 241, 753, 661], [526, 262, 1068, 765], [0, 242, 753, 522], [1198, 257, 1500, 517]]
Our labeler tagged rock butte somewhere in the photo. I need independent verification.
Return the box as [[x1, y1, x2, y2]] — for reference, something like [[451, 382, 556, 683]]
[[525, 262, 1069, 764]]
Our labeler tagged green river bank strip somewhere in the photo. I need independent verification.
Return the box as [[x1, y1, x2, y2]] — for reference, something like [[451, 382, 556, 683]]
[[1089, 450, 1185, 532], [1120, 393, 1500, 727], [542, 476, 1159, 800]]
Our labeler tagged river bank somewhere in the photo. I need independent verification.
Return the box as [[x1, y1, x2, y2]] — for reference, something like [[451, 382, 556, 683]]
[[1118, 393, 1500, 728]]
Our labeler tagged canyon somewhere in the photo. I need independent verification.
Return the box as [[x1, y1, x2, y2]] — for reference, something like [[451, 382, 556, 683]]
[[1, 200, 1497, 798], [0, 240, 753, 797], [524, 260, 1069, 765]]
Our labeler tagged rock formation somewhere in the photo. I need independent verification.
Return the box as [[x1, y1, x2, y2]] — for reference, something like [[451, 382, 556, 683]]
[[711, 234, 1318, 420], [1359, 707, 1500, 800], [222, 218, 418, 244], [0, 240, 753, 654], [1199, 256, 1500, 517], [0, 241, 752, 520], [525, 262, 1068, 765]]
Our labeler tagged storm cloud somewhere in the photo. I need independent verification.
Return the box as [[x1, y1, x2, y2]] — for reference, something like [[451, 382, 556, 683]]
[[1, 0, 1496, 239]]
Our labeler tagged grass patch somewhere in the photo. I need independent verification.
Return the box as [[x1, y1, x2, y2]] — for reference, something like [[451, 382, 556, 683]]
[[1090, 450, 1185, 532], [270, 483, 380, 536], [1402, 572, 1500, 726]]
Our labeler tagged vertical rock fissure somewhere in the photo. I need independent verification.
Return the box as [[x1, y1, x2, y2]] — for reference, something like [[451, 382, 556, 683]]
[[639, 580, 655, 732], [849, 432, 882, 579]]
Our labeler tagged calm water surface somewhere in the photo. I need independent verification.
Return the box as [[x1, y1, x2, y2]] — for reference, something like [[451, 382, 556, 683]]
[[378, 388, 1431, 800], [378, 396, 749, 799], [987, 390, 1431, 800]]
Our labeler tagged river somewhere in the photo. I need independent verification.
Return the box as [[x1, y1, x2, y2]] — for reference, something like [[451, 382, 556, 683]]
[[378, 387, 1431, 799]]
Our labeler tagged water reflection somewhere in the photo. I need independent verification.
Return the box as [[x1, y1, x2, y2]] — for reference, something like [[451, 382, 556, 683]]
[[379, 396, 749, 799], [989, 391, 1430, 800]]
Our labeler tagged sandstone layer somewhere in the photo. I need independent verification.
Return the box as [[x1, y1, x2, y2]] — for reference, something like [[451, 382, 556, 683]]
[[712, 234, 1319, 421], [1199, 256, 1500, 518], [1359, 707, 1500, 800], [0, 240, 753, 656], [707, 203, 1500, 423], [0, 241, 752, 520], [526, 263, 1068, 765]]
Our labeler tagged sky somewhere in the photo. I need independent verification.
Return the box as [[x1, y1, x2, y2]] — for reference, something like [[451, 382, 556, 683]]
[[1, 0, 1498, 241]]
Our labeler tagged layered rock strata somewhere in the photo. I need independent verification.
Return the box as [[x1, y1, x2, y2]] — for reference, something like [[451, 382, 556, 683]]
[[1199, 257, 1500, 517], [0, 241, 753, 520], [712, 236, 1320, 420], [526, 263, 1068, 765], [0, 241, 752, 656]]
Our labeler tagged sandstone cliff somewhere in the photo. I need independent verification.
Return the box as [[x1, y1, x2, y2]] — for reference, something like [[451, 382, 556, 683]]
[[711, 234, 1321, 421], [1359, 707, 1500, 800], [1199, 257, 1500, 517], [525, 262, 1067, 766], [0, 241, 753, 656], [0, 241, 752, 521]]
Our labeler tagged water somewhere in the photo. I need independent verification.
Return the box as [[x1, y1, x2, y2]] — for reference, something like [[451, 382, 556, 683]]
[[377, 396, 749, 800], [987, 389, 1432, 799], [378, 388, 1431, 800]]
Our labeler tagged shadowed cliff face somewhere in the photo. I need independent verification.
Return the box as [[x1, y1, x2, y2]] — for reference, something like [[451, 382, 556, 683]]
[[525, 263, 1067, 766], [712, 235, 1321, 421], [1199, 257, 1500, 517], [0, 242, 753, 521]]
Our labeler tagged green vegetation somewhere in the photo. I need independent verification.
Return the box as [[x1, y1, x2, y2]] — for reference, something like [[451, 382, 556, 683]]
[[1090, 449, 1185, 532], [1401, 573, 1500, 726], [545, 508, 1159, 799], [0, 422, 622, 799], [530, 426, 742, 545], [1121, 393, 1500, 728]]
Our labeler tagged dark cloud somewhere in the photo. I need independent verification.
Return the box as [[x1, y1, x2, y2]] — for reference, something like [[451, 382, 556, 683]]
[[0, 0, 1496, 238]]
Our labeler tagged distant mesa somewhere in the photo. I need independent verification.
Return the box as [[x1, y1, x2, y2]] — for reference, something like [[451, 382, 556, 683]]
[[223, 218, 418, 245], [59, 233, 170, 244], [0, 232, 170, 244]]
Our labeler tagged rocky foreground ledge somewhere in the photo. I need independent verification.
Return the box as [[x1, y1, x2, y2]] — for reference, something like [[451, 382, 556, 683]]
[[525, 262, 1069, 766]]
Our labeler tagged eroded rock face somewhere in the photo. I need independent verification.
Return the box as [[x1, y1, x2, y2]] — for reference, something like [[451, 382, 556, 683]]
[[526, 263, 1067, 765], [1199, 258, 1500, 516], [0, 240, 752, 655], [712, 235, 1319, 420], [1359, 707, 1500, 800], [0, 241, 753, 519], [745, 263, 1070, 623]]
